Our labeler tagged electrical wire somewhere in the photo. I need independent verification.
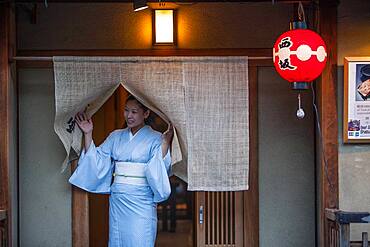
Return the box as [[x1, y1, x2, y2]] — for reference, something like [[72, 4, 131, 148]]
[[311, 83, 336, 192]]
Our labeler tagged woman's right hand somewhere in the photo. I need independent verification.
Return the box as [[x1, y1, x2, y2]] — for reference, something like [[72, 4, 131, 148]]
[[75, 112, 93, 134]]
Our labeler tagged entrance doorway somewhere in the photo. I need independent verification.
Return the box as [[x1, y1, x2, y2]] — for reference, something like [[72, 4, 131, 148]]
[[86, 67, 259, 247], [156, 178, 193, 247]]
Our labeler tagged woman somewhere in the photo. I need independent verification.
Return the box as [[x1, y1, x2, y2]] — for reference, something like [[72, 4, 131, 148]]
[[69, 95, 174, 247]]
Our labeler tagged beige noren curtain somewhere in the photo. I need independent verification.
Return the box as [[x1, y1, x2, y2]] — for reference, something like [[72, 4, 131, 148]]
[[53, 56, 249, 191]]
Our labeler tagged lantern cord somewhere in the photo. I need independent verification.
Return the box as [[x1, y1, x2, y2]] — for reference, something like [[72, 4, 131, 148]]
[[311, 83, 336, 192], [298, 1, 306, 22]]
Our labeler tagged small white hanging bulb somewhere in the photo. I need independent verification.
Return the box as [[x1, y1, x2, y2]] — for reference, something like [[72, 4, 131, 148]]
[[296, 93, 305, 119]]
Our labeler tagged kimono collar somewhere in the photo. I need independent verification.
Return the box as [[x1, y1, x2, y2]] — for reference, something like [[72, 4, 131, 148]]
[[118, 125, 152, 160], [129, 125, 146, 141], [128, 125, 150, 141]]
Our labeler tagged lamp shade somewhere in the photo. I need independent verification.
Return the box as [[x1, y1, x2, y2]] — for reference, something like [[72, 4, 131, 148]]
[[273, 29, 327, 89], [153, 9, 176, 45]]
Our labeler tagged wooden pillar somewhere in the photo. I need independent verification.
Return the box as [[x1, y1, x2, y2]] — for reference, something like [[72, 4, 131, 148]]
[[243, 63, 259, 247], [316, 0, 339, 246], [0, 2, 10, 211], [0, 3, 11, 246], [72, 162, 90, 247]]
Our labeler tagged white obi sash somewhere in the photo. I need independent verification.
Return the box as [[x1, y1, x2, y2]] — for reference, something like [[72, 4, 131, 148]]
[[113, 162, 148, 186]]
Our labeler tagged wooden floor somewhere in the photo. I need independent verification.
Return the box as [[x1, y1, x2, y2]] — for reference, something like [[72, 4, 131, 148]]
[[156, 220, 193, 247]]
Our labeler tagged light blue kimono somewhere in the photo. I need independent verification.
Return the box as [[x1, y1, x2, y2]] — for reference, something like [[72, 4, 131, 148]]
[[69, 125, 171, 247]]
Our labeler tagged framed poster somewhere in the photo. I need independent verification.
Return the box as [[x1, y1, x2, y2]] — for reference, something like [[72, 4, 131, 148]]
[[344, 57, 370, 143]]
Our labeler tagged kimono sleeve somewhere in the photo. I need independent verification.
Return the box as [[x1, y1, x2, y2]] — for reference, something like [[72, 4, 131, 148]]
[[145, 137, 172, 203], [69, 131, 118, 194]]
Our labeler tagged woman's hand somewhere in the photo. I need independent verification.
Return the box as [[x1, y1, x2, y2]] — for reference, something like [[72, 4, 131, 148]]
[[162, 122, 174, 158], [75, 112, 94, 151], [162, 122, 174, 144], [75, 112, 93, 134]]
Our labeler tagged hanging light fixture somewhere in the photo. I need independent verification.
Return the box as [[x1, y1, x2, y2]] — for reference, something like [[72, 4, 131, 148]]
[[133, 0, 148, 12], [273, 29, 327, 90], [272, 2, 327, 119], [153, 9, 176, 45]]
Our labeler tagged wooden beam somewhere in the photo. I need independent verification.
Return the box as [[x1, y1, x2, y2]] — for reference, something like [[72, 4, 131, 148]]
[[16, 48, 272, 68], [13, 0, 312, 3], [17, 48, 272, 57], [316, 0, 339, 246]]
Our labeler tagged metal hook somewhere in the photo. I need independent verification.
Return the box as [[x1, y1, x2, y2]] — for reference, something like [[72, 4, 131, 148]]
[[298, 1, 306, 22]]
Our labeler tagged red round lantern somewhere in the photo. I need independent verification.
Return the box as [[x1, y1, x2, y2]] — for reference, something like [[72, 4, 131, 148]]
[[273, 29, 327, 89]]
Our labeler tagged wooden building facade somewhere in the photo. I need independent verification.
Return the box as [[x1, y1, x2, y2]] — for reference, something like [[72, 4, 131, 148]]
[[1, 0, 369, 246]]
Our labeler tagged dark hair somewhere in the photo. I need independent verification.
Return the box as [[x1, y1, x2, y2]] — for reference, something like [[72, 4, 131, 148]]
[[125, 95, 153, 125], [126, 95, 149, 112]]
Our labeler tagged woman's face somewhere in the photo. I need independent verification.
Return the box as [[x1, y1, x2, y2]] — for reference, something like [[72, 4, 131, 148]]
[[124, 100, 149, 130]]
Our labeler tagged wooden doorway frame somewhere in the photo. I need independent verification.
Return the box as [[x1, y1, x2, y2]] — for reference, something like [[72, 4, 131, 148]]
[[16, 48, 269, 247], [316, 1, 339, 246], [12, 18, 339, 244]]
